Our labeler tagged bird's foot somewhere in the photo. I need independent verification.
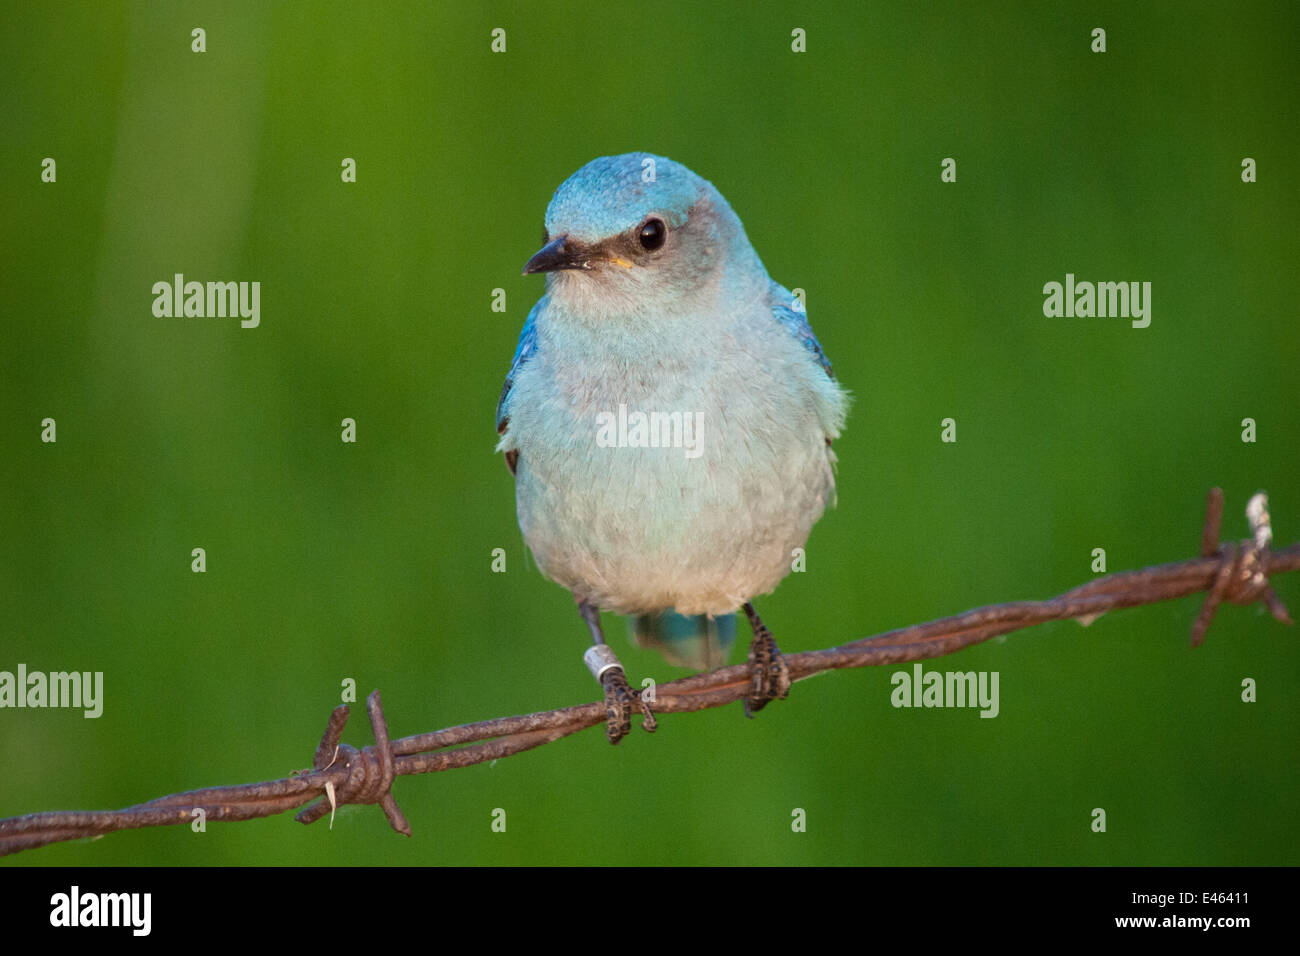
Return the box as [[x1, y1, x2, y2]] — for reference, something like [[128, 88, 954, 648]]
[[585, 645, 657, 745], [743, 605, 791, 717]]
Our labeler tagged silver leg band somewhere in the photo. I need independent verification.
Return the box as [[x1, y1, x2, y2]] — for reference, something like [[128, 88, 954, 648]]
[[584, 644, 623, 682]]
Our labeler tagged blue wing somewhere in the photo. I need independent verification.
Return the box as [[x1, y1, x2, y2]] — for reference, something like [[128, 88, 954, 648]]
[[496, 300, 541, 474], [496, 300, 540, 434], [768, 281, 834, 378]]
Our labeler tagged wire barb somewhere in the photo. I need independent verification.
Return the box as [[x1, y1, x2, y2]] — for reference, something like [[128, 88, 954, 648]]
[[0, 489, 1295, 858], [294, 691, 411, 836], [1191, 489, 1293, 647]]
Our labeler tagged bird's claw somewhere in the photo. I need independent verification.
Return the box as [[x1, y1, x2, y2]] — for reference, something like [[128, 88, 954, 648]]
[[600, 667, 657, 744], [744, 625, 791, 716]]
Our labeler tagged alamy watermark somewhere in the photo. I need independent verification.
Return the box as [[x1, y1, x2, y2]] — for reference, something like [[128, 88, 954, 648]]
[[595, 404, 704, 459], [152, 273, 260, 328], [0, 664, 103, 718], [50, 886, 150, 935], [1042, 273, 1151, 328], [890, 663, 999, 718]]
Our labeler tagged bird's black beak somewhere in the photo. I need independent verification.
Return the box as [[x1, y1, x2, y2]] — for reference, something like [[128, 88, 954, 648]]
[[522, 234, 589, 275]]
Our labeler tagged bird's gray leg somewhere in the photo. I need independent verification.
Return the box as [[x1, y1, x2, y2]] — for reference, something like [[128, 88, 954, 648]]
[[576, 596, 656, 744], [743, 601, 792, 716]]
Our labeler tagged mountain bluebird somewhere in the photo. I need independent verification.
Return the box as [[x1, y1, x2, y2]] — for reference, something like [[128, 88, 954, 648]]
[[497, 153, 848, 743]]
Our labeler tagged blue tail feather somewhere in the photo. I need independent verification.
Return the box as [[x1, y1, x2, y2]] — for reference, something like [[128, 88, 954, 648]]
[[629, 611, 737, 670]]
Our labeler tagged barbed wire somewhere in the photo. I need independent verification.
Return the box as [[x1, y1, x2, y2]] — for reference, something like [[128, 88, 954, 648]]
[[1, 487, 1294, 857]]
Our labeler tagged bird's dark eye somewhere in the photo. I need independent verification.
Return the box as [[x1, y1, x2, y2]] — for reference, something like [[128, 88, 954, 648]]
[[638, 217, 666, 251]]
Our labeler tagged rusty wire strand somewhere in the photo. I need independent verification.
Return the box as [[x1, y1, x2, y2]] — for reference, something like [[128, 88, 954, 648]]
[[1, 488, 1294, 857]]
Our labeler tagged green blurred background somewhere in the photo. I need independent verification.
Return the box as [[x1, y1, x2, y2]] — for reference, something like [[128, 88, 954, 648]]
[[2, 1, 1297, 866]]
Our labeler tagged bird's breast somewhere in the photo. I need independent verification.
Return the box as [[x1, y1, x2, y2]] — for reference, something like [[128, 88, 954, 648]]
[[507, 330, 836, 615]]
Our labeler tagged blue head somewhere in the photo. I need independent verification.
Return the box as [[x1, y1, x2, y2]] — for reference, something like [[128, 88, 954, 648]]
[[522, 153, 766, 319]]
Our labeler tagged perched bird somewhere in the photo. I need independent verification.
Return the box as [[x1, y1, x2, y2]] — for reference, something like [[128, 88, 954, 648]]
[[497, 153, 848, 743]]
